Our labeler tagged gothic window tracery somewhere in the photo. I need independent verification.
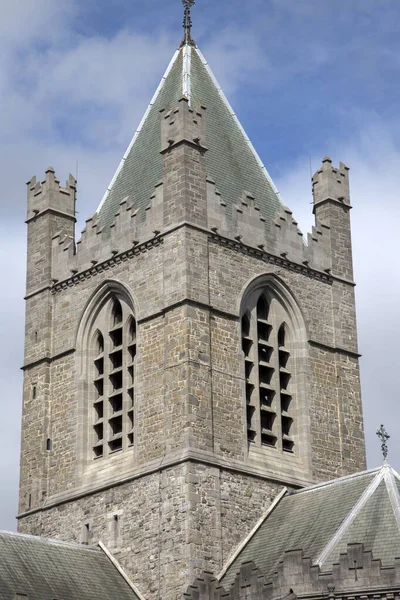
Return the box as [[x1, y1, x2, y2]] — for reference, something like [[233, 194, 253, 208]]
[[91, 296, 136, 459], [242, 290, 295, 454]]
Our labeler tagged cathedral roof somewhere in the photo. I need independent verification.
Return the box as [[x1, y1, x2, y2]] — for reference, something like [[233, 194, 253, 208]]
[[219, 462, 400, 588], [97, 41, 282, 228], [0, 531, 141, 600]]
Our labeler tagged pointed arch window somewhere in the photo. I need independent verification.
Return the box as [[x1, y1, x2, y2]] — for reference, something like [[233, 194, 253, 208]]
[[92, 297, 136, 459], [242, 291, 295, 454]]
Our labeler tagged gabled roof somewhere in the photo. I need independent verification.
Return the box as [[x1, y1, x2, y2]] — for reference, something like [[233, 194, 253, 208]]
[[0, 531, 141, 600], [97, 42, 282, 228], [219, 463, 400, 588]]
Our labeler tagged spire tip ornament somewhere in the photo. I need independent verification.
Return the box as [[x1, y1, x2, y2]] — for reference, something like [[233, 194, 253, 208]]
[[182, 0, 195, 45], [376, 424, 390, 461]]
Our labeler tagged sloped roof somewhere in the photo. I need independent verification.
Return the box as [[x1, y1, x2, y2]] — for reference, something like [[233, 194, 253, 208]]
[[220, 463, 400, 588], [0, 531, 141, 600], [97, 42, 282, 228]]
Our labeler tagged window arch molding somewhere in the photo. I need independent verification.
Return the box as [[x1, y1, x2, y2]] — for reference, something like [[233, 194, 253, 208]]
[[238, 274, 312, 475], [75, 280, 138, 470]]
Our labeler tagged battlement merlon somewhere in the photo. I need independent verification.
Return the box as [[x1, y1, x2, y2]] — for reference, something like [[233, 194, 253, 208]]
[[161, 97, 208, 229], [312, 156, 351, 211], [25, 167, 77, 295], [160, 96, 207, 154], [26, 166, 77, 223]]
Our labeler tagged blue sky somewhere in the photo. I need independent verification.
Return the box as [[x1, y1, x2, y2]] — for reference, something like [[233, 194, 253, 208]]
[[1, 0, 400, 530]]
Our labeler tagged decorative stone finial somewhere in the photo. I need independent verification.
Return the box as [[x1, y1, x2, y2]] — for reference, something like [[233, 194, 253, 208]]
[[182, 0, 195, 45], [376, 424, 390, 461]]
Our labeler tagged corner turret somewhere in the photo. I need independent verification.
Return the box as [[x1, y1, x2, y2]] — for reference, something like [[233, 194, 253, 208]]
[[26, 167, 76, 295], [19, 167, 76, 514], [312, 157, 353, 280]]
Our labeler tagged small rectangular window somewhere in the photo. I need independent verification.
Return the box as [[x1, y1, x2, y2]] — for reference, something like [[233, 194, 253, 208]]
[[112, 514, 120, 548], [46, 438, 52, 451], [32, 385, 37, 400]]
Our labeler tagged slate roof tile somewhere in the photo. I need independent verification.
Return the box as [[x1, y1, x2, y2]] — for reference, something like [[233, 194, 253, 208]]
[[98, 43, 281, 229], [0, 532, 140, 600], [220, 464, 400, 589]]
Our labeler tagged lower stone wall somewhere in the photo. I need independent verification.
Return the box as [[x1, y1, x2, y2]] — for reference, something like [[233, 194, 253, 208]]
[[309, 346, 366, 482], [18, 462, 282, 600]]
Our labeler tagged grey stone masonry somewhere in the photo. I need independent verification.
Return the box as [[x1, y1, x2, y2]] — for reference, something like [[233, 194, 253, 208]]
[[161, 97, 208, 228], [184, 544, 400, 600], [312, 157, 353, 281], [18, 96, 366, 600], [20, 168, 76, 514]]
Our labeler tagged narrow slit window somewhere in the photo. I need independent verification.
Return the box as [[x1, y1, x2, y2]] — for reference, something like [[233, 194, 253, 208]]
[[82, 523, 90, 545]]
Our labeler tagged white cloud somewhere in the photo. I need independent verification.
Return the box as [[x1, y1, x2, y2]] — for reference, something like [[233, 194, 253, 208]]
[[1, 0, 399, 533], [277, 118, 400, 470]]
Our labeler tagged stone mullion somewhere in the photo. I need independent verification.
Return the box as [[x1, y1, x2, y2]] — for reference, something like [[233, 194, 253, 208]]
[[123, 319, 129, 452], [121, 308, 129, 453], [250, 308, 261, 447], [271, 317, 282, 452], [92, 328, 105, 459], [105, 313, 114, 457]]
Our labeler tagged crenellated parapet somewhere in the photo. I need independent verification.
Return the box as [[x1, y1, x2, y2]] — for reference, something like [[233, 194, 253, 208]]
[[312, 157, 354, 281], [207, 184, 266, 247], [25, 167, 76, 295], [271, 205, 305, 262], [312, 157, 350, 208], [26, 166, 76, 222], [161, 97, 207, 154], [231, 191, 266, 247], [306, 221, 332, 272], [186, 545, 400, 600], [51, 178, 165, 282], [207, 179, 332, 274]]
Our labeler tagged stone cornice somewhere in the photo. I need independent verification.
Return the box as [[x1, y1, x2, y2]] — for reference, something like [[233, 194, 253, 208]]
[[52, 237, 163, 293], [313, 196, 353, 213], [309, 339, 361, 359], [26, 207, 76, 224], [21, 309, 360, 368], [208, 233, 334, 284], [50, 220, 355, 295], [21, 348, 75, 371], [25, 285, 52, 300], [17, 447, 315, 519]]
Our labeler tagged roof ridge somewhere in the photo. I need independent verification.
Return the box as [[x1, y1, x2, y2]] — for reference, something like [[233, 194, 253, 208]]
[[0, 529, 100, 551], [96, 47, 182, 214], [182, 42, 191, 103], [193, 46, 281, 202], [99, 541, 147, 600], [315, 468, 385, 566], [383, 463, 400, 533], [293, 466, 382, 495], [216, 488, 287, 581]]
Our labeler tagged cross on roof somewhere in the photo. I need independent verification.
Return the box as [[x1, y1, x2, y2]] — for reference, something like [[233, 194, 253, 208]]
[[376, 424, 390, 460]]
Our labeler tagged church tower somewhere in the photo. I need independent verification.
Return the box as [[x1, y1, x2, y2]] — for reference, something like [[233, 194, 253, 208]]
[[18, 5, 366, 600]]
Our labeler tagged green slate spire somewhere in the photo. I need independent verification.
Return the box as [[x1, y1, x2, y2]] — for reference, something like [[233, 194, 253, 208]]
[[97, 23, 282, 229]]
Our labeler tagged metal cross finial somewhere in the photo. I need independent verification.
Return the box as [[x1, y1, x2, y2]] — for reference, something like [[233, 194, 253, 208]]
[[182, 0, 195, 44], [377, 424, 390, 460]]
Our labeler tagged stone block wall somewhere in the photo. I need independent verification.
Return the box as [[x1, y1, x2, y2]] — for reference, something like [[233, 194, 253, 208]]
[[19, 462, 281, 600], [18, 103, 366, 600]]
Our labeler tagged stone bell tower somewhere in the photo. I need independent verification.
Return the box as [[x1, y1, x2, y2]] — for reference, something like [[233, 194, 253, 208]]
[[18, 6, 366, 600]]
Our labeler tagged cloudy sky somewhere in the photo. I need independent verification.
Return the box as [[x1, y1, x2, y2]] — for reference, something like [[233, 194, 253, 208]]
[[1, 0, 399, 531]]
